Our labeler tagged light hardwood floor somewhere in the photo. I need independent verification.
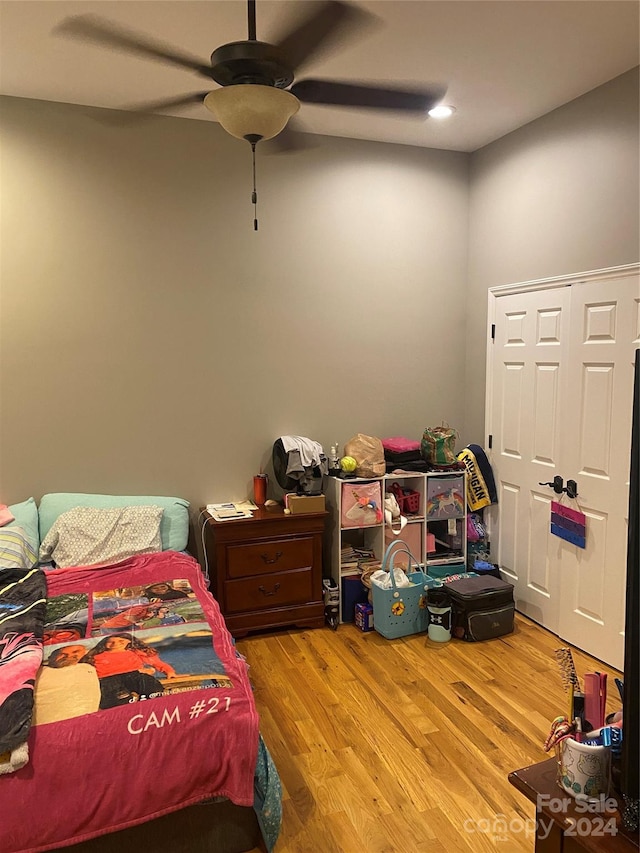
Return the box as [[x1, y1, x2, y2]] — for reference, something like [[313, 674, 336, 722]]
[[236, 614, 623, 853]]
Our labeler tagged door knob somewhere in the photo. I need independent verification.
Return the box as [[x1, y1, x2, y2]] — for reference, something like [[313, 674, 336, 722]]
[[538, 476, 579, 499], [539, 476, 564, 494]]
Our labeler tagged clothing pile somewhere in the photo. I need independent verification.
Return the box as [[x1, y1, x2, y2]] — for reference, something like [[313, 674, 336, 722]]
[[274, 435, 328, 495]]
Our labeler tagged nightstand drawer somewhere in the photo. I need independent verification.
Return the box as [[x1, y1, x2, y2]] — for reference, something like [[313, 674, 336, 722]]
[[226, 536, 314, 579], [224, 568, 314, 614]]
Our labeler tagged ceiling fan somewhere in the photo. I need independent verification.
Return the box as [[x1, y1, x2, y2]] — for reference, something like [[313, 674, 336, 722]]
[[56, 0, 446, 148], [56, 1, 446, 227]]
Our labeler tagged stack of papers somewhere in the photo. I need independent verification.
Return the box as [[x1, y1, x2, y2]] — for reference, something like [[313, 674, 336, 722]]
[[206, 501, 257, 521]]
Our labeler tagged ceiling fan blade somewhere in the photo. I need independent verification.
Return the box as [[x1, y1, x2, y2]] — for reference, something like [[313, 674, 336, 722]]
[[118, 92, 209, 115], [272, 1, 375, 73], [291, 79, 446, 112], [85, 93, 210, 127], [54, 15, 214, 79]]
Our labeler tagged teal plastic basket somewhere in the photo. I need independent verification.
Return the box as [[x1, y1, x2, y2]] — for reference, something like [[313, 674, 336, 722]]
[[372, 540, 443, 640], [427, 562, 467, 579]]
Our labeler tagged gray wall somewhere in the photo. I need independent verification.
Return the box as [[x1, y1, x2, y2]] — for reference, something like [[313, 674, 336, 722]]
[[0, 96, 469, 508], [2, 68, 638, 510], [466, 68, 640, 442]]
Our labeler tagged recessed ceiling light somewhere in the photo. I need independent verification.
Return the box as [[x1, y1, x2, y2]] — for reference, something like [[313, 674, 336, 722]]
[[428, 105, 456, 119]]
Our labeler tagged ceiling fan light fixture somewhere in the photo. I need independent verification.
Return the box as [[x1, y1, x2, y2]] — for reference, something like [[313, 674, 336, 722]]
[[204, 84, 300, 142], [428, 104, 456, 119]]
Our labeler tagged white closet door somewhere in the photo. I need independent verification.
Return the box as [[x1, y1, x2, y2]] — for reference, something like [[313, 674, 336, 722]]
[[487, 266, 639, 669], [558, 274, 639, 670], [490, 285, 571, 635]]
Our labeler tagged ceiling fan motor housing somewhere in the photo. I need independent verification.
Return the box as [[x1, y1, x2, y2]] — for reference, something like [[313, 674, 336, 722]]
[[210, 42, 294, 89]]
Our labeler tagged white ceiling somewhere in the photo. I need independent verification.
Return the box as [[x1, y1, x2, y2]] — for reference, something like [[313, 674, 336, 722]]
[[0, 1, 638, 152]]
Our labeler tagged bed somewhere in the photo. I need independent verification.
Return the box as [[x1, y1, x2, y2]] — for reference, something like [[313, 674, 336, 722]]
[[0, 494, 281, 853]]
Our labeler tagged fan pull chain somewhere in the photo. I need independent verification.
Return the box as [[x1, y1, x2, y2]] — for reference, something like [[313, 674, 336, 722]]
[[247, 0, 257, 41], [251, 141, 258, 231]]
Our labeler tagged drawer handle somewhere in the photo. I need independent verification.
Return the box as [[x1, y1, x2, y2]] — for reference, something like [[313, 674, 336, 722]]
[[261, 551, 283, 565], [258, 583, 281, 597]]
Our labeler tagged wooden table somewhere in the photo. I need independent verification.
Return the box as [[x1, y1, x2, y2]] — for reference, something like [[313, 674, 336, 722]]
[[509, 759, 639, 852]]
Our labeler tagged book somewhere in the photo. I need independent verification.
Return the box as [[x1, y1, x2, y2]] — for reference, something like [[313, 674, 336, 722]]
[[233, 500, 259, 512], [206, 503, 254, 522]]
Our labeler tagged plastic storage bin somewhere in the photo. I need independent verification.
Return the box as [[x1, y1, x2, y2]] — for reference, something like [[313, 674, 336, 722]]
[[389, 482, 421, 515], [427, 561, 467, 580]]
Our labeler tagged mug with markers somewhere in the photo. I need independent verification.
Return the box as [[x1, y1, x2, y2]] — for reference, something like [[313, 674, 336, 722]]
[[556, 736, 611, 801], [549, 649, 621, 802]]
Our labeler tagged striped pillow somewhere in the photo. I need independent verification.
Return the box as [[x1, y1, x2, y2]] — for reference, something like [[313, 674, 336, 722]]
[[0, 525, 38, 569]]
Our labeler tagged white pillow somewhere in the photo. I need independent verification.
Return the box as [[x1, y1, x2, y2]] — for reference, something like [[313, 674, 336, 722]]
[[39, 505, 163, 569]]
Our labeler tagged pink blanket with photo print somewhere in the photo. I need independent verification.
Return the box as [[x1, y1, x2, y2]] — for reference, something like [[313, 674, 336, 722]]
[[1, 551, 260, 853]]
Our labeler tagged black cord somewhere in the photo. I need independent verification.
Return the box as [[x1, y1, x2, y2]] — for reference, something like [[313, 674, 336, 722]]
[[251, 142, 258, 231]]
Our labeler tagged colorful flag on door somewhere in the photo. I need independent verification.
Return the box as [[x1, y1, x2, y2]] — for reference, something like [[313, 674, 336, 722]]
[[550, 500, 586, 548]]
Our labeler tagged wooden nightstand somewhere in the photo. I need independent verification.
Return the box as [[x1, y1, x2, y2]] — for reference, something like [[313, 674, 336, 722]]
[[203, 506, 327, 637]]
